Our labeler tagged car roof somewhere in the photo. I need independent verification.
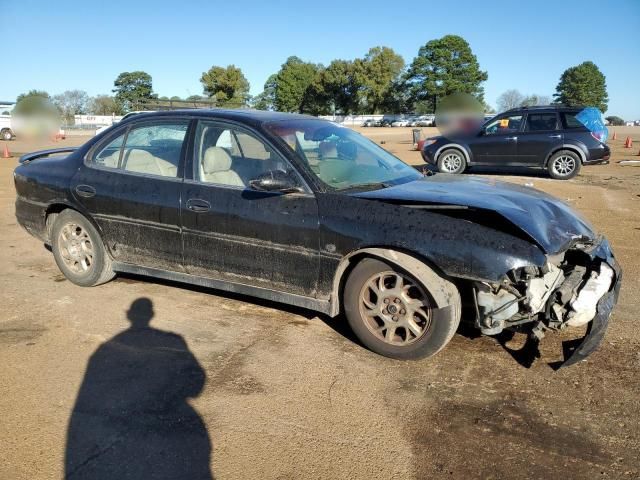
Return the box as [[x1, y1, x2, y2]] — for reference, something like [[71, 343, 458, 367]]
[[119, 108, 318, 126], [502, 105, 582, 114]]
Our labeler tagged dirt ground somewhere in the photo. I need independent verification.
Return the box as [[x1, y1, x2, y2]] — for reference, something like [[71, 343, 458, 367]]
[[1, 126, 639, 479]]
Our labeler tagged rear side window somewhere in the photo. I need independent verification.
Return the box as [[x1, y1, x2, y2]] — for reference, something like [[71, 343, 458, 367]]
[[561, 112, 587, 130], [525, 113, 558, 132], [91, 121, 189, 178]]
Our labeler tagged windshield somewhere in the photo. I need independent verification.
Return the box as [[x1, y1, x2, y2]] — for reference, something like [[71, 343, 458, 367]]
[[265, 119, 421, 191]]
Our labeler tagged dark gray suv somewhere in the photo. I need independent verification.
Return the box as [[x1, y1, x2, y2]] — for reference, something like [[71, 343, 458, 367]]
[[421, 106, 611, 179]]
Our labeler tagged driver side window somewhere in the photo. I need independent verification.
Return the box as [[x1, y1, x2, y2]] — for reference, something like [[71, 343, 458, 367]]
[[484, 115, 523, 135], [194, 122, 299, 188]]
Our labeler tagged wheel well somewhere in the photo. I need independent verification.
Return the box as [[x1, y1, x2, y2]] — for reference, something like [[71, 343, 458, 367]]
[[44, 204, 103, 244], [436, 145, 467, 163], [329, 247, 456, 317], [546, 146, 585, 166]]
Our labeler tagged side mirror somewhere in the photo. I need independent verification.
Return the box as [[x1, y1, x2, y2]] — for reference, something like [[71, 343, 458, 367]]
[[249, 170, 302, 193]]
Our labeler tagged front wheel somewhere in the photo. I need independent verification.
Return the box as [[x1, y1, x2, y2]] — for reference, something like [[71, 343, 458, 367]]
[[548, 150, 581, 180], [1, 129, 12, 141], [343, 258, 461, 360], [437, 148, 467, 174], [51, 210, 115, 287]]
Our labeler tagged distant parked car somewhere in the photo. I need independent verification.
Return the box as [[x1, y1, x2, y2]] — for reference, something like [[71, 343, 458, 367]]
[[378, 116, 394, 127], [414, 115, 435, 127], [421, 106, 610, 180], [0, 115, 15, 140], [95, 111, 153, 136], [391, 118, 409, 127], [361, 119, 376, 127]]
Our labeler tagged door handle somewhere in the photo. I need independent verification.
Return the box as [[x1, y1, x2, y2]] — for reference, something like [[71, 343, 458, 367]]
[[75, 184, 96, 198], [548, 134, 562, 139], [505, 136, 518, 141], [186, 199, 210, 213]]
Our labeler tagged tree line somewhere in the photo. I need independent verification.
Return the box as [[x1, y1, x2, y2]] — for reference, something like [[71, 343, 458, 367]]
[[12, 35, 611, 123]]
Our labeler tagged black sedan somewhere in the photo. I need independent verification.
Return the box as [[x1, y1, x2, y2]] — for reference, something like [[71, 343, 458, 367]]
[[14, 110, 621, 366]]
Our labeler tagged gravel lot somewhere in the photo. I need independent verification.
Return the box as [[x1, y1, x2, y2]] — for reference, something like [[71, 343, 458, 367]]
[[1, 127, 639, 479]]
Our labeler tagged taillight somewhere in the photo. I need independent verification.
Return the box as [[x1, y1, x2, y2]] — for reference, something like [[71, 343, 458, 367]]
[[591, 131, 606, 142]]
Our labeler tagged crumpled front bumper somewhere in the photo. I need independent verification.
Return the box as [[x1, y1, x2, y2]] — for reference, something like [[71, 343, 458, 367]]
[[560, 239, 622, 367]]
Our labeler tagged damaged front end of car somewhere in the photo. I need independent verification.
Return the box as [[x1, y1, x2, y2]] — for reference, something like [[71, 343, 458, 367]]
[[473, 237, 622, 367]]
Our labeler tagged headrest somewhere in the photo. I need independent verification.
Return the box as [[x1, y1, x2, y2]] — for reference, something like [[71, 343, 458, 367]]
[[203, 147, 232, 174], [319, 141, 337, 158]]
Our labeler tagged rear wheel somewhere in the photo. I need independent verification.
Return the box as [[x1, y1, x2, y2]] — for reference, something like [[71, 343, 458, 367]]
[[1, 129, 12, 141], [548, 150, 581, 180], [51, 210, 115, 286], [437, 148, 467, 174], [343, 258, 461, 360]]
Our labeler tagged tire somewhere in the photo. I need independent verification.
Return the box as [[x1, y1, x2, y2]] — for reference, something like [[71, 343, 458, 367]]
[[437, 148, 467, 174], [547, 150, 581, 180], [51, 209, 115, 287], [1, 129, 12, 141], [343, 258, 461, 360]]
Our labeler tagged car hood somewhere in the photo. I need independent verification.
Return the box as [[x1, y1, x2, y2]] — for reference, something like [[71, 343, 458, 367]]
[[352, 175, 596, 254]]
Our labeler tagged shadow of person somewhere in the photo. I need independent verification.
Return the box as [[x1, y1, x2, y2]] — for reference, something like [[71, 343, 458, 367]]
[[64, 298, 213, 479]]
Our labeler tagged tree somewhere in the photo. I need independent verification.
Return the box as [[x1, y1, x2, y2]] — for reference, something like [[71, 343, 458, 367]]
[[520, 94, 551, 107], [88, 95, 124, 115], [356, 47, 405, 114], [52, 90, 89, 124], [272, 56, 323, 113], [320, 60, 361, 114], [605, 115, 625, 126], [406, 35, 487, 112], [113, 71, 155, 111], [251, 74, 277, 111], [554, 61, 608, 112], [496, 89, 524, 112], [200, 65, 250, 108], [13, 90, 55, 116]]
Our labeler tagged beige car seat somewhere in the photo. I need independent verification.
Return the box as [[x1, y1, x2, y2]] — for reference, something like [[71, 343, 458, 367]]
[[123, 149, 177, 177], [202, 147, 244, 187]]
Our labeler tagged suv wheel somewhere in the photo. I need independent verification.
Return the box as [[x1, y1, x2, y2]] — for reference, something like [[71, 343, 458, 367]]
[[548, 150, 581, 180], [51, 210, 115, 286], [343, 258, 461, 360], [437, 148, 467, 174], [1, 129, 12, 141]]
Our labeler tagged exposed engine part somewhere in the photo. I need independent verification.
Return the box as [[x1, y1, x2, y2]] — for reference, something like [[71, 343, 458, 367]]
[[555, 265, 587, 304], [567, 264, 614, 327], [477, 288, 519, 335], [526, 263, 564, 314]]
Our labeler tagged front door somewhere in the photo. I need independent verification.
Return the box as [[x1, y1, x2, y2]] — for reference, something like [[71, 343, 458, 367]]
[[72, 119, 190, 270], [181, 120, 320, 297], [518, 112, 563, 166], [469, 114, 522, 165]]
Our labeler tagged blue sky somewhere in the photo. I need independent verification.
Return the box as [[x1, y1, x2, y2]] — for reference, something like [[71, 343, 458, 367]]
[[3, 0, 639, 118]]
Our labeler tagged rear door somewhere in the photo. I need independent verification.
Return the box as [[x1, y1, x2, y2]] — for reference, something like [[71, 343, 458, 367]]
[[517, 112, 562, 166], [71, 118, 190, 270], [180, 120, 320, 296], [468, 114, 522, 165]]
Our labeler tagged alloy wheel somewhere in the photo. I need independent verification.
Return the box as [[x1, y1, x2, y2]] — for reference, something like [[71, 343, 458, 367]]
[[441, 153, 463, 173], [552, 155, 576, 176], [358, 271, 432, 346], [58, 223, 94, 274]]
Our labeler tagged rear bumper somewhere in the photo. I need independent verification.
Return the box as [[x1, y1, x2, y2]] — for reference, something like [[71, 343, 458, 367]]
[[15, 196, 48, 243]]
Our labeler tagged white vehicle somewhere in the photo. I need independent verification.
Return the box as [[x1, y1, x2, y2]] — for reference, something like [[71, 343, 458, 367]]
[[414, 115, 435, 127], [391, 117, 409, 127], [0, 115, 15, 141], [94, 111, 153, 136]]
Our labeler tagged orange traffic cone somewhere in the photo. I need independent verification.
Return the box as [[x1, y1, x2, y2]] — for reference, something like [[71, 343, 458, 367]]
[[612, 131, 617, 140], [624, 137, 633, 148], [2, 143, 10, 158]]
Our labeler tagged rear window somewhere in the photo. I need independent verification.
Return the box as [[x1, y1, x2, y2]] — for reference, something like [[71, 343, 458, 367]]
[[562, 112, 587, 130]]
